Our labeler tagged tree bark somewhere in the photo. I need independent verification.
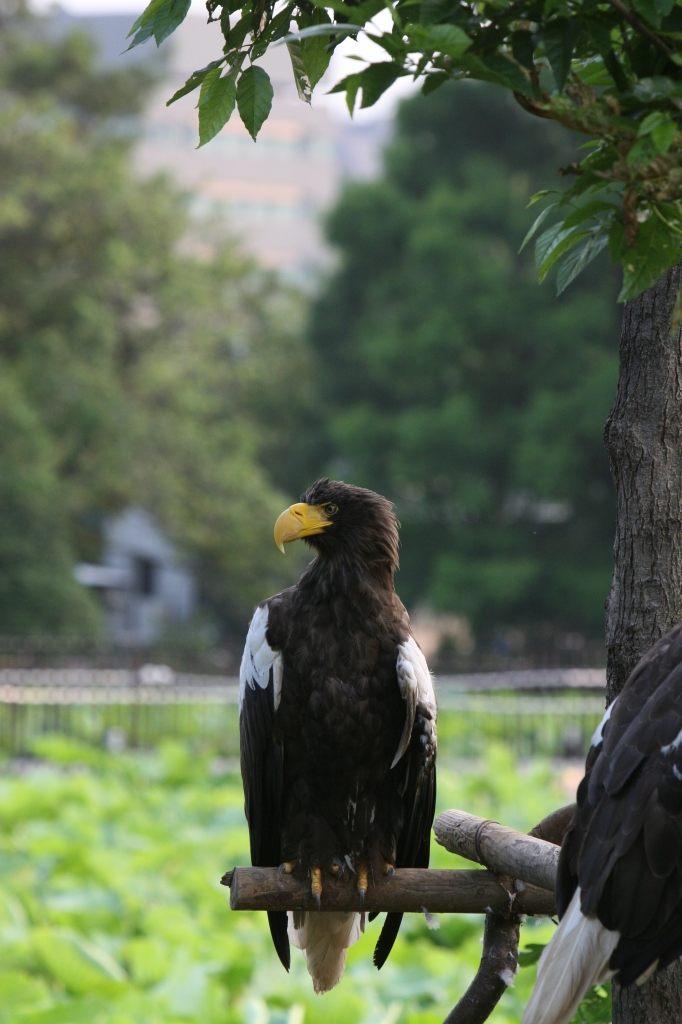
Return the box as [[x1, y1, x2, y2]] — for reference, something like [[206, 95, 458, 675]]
[[603, 261, 682, 1022]]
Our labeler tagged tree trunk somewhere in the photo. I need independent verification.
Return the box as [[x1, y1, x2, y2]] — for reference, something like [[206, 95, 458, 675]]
[[603, 261, 682, 1022]]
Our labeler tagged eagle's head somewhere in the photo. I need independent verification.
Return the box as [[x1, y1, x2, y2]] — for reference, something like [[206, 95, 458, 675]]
[[274, 479, 399, 572]]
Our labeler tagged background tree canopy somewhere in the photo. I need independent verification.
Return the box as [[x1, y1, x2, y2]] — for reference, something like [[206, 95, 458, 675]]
[[0, 13, 307, 638], [304, 83, 620, 639], [0, 10, 621, 650]]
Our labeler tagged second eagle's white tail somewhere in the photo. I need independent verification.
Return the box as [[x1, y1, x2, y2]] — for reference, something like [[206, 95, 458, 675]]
[[521, 889, 619, 1024], [288, 911, 363, 994]]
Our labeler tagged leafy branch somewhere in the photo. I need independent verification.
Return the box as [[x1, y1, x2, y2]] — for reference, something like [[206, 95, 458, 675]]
[[130, 0, 682, 296]]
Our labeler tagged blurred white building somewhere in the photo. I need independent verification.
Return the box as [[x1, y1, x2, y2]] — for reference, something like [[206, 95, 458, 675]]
[[50, 10, 390, 278], [75, 509, 196, 646]]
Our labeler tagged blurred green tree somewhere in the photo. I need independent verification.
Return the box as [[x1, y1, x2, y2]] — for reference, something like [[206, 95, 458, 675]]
[[309, 84, 620, 639], [0, 12, 307, 636]]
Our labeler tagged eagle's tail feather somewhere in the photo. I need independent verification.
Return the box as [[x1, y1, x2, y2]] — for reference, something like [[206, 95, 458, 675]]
[[268, 911, 291, 972], [373, 911, 403, 969], [521, 889, 618, 1024], [288, 911, 362, 993]]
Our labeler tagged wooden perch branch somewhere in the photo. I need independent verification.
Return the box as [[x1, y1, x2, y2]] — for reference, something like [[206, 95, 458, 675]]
[[224, 866, 556, 916], [441, 805, 575, 1024], [433, 809, 565, 892]]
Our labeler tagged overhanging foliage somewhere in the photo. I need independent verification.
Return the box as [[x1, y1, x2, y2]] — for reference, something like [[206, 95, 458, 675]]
[[132, 0, 682, 298]]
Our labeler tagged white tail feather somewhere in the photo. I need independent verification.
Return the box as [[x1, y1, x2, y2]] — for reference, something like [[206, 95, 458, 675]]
[[521, 889, 619, 1024], [288, 911, 362, 994]]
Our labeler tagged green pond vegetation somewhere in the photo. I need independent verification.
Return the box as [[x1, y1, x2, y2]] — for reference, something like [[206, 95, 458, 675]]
[[0, 727, 610, 1024]]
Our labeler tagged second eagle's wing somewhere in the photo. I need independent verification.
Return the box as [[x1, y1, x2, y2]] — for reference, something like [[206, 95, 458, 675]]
[[374, 636, 437, 969], [239, 602, 288, 968]]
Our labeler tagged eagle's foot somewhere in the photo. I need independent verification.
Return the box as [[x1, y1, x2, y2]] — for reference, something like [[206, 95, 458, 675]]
[[382, 861, 395, 881], [357, 862, 369, 911], [311, 865, 323, 910], [278, 860, 297, 878], [330, 857, 346, 878]]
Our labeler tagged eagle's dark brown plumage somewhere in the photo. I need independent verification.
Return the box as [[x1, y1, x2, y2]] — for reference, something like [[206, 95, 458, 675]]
[[239, 479, 437, 991], [523, 622, 682, 1024]]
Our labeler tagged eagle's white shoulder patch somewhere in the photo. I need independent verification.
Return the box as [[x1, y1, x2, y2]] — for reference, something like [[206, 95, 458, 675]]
[[239, 604, 283, 712], [392, 636, 437, 768]]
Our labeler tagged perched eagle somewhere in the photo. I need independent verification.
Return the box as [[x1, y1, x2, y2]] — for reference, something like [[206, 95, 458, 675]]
[[523, 622, 682, 1024], [238, 479, 437, 993]]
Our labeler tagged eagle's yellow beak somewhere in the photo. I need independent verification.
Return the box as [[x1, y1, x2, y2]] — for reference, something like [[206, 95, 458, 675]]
[[274, 503, 333, 553]]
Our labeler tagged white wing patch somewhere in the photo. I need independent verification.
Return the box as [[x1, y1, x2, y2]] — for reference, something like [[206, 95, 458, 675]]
[[590, 696, 618, 749], [392, 636, 437, 769], [239, 604, 283, 712]]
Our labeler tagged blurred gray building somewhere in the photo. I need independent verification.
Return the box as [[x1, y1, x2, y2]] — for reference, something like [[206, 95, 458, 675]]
[[49, 10, 390, 278], [75, 509, 196, 646]]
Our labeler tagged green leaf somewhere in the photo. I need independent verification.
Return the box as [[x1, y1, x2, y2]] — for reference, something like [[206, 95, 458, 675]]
[[638, 110, 667, 135], [519, 203, 558, 251], [422, 71, 451, 94], [197, 69, 237, 147], [458, 53, 535, 96], [128, 0, 169, 35], [542, 18, 583, 93], [572, 983, 612, 1024], [561, 201, 618, 230], [237, 65, 274, 140], [153, 0, 190, 45], [518, 943, 546, 967], [655, 0, 675, 15], [536, 224, 592, 281], [282, 21, 357, 41], [627, 135, 657, 167], [511, 29, 535, 70], [407, 23, 471, 57], [420, 0, 460, 25], [328, 72, 362, 114], [126, 22, 154, 50], [127, 0, 190, 48], [631, 0, 661, 27], [34, 928, 126, 994], [556, 229, 609, 294], [618, 212, 681, 301], [480, 54, 535, 95], [252, 4, 296, 58], [652, 121, 678, 154], [527, 189, 559, 206], [300, 10, 334, 89], [602, 50, 629, 91], [357, 63, 407, 108], [608, 220, 628, 263], [224, 13, 252, 52], [535, 221, 564, 264], [167, 59, 226, 106], [287, 40, 312, 102]]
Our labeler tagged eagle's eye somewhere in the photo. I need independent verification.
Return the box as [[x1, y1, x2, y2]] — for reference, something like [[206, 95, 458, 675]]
[[324, 503, 338, 516]]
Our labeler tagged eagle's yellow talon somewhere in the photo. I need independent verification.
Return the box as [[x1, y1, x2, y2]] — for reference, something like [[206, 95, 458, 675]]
[[278, 860, 296, 877], [311, 865, 323, 910], [382, 861, 395, 880]]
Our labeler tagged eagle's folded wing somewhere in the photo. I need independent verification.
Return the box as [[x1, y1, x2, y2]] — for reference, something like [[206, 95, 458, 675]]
[[374, 636, 437, 969], [239, 603, 289, 970]]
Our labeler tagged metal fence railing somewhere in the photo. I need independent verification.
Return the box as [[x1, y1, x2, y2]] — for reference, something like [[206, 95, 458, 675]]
[[0, 667, 607, 758]]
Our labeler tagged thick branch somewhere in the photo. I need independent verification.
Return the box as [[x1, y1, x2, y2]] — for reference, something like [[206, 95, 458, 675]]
[[605, 0, 672, 58], [224, 866, 556, 915], [528, 803, 576, 845], [433, 809, 560, 892], [443, 909, 520, 1024], [439, 807, 573, 1024]]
